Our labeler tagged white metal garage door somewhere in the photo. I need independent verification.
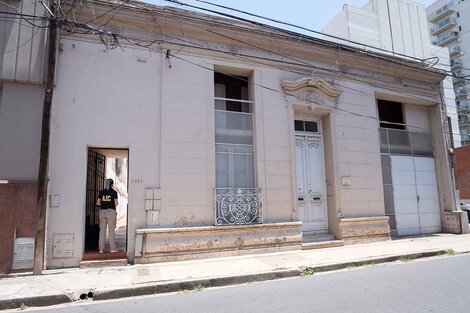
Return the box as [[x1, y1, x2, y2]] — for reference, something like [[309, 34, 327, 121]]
[[390, 156, 441, 236]]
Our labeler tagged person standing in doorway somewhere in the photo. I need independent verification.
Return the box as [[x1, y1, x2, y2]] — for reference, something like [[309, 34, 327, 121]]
[[96, 178, 119, 253]]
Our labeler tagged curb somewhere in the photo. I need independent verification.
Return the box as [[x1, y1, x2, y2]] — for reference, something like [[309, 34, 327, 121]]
[[92, 249, 449, 301], [0, 249, 454, 310], [0, 293, 73, 311]]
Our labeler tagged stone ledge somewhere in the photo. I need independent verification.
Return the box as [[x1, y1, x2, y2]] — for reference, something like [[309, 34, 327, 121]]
[[136, 222, 302, 235], [339, 216, 391, 244], [135, 222, 302, 263], [442, 211, 470, 234]]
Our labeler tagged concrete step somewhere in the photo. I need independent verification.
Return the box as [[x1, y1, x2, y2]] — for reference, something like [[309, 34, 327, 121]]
[[80, 259, 127, 268], [301, 240, 345, 250], [80, 251, 128, 268], [302, 230, 329, 237], [303, 234, 335, 243]]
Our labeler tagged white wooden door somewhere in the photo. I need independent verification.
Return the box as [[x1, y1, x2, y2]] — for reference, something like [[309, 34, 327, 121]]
[[390, 156, 440, 236], [414, 157, 441, 234], [295, 135, 327, 232]]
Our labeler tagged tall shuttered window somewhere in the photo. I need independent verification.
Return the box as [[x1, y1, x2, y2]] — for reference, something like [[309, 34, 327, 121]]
[[214, 73, 262, 226], [214, 73, 254, 189]]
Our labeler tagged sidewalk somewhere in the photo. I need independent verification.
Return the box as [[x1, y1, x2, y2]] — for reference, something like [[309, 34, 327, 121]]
[[2, 233, 470, 310]]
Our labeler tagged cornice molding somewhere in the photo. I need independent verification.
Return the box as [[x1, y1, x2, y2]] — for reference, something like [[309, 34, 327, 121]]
[[62, 1, 447, 86]]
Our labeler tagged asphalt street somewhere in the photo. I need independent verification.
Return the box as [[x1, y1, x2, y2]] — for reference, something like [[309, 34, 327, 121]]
[[23, 254, 470, 313]]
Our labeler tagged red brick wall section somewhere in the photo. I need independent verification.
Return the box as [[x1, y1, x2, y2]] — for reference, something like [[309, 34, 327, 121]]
[[455, 146, 470, 200], [0, 183, 37, 274]]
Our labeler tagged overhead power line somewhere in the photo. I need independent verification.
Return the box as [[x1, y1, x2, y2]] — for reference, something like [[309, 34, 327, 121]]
[[0, 1, 51, 28], [55, 14, 467, 137], [60, 0, 470, 114], [181, 0, 470, 74], [168, 0, 424, 61], [25, 0, 467, 140]]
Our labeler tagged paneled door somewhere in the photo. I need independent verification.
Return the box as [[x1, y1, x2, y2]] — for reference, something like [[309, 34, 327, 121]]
[[295, 135, 327, 232], [390, 156, 441, 236]]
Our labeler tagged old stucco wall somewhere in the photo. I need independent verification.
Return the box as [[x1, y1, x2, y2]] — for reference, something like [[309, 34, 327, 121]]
[[0, 82, 43, 181], [47, 39, 162, 267]]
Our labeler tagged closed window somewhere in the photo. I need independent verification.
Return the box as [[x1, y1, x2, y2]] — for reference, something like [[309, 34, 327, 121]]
[[295, 120, 319, 133]]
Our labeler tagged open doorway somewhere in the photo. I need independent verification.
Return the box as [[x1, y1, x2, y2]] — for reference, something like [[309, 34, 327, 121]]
[[84, 148, 129, 258]]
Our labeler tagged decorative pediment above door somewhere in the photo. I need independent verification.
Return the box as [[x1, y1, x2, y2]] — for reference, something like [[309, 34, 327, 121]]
[[280, 78, 342, 110]]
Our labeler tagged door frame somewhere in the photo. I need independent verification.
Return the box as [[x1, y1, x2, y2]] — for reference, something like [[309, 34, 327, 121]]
[[293, 117, 329, 232], [83, 147, 129, 255]]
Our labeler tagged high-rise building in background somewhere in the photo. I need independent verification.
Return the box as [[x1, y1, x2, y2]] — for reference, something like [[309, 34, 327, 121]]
[[323, 0, 461, 147], [427, 0, 470, 145]]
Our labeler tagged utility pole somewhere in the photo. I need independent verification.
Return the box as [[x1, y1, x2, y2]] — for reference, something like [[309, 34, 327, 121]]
[[33, 0, 58, 275]]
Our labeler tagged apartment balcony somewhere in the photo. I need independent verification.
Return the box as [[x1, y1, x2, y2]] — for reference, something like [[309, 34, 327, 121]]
[[457, 101, 470, 113], [462, 134, 470, 145], [449, 45, 464, 58], [431, 17, 457, 36], [453, 76, 466, 86], [459, 116, 470, 127], [433, 31, 459, 47], [428, 1, 455, 23], [451, 59, 463, 71], [456, 88, 469, 101]]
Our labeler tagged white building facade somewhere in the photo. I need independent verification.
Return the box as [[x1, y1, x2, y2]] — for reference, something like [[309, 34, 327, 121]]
[[427, 0, 470, 145], [20, 1, 466, 269], [323, 0, 461, 148]]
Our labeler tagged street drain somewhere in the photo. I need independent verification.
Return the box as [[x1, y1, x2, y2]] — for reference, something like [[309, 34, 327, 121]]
[[79, 291, 94, 300]]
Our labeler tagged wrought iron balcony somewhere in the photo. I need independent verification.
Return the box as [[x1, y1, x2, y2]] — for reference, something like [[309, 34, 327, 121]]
[[215, 188, 262, 225], [428, 1, 455, 23], [431, 17, 457, 36], [433, 31, 459, 47]]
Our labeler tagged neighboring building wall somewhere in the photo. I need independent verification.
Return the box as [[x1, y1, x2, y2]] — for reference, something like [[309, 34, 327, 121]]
[[0, 0, 46, 83], [427, 0, 470, 145], [323, 0, 431, 58], [0, 182, 37, 273], [0, 1, 47, 273], [323, 0, 461, 147], [455, 145, 470, 200], [0, 82, 43, 180]]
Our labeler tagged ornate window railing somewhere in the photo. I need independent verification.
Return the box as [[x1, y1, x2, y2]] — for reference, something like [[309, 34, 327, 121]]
[[215, 188, 262, 225]]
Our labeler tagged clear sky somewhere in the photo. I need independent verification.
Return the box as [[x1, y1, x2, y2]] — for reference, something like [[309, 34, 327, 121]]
[[147, 0, 438, 32]]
